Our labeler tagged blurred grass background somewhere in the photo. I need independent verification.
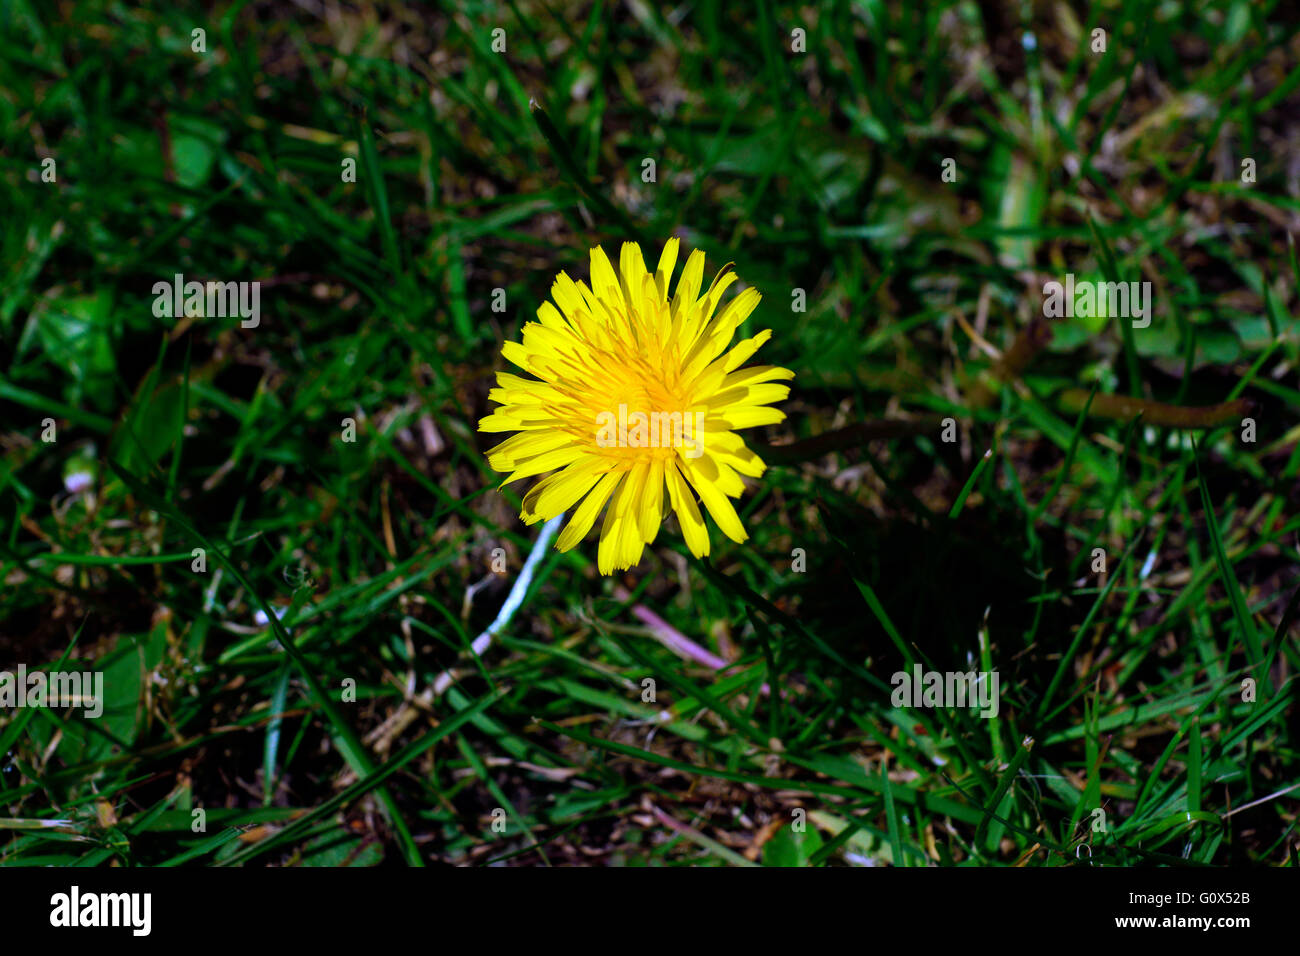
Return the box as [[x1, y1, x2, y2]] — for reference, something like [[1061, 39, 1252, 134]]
[[1, 0, 1299, 866]]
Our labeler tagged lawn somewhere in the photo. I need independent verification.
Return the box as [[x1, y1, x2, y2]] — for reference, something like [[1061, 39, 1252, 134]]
[[1, 0, 1298, 867]]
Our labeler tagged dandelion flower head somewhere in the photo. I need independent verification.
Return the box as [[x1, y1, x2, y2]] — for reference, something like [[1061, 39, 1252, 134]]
[[479, 239, 794, 574]]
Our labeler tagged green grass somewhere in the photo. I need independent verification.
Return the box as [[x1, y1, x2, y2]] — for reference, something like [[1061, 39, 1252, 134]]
[[1, 0, 1298, 866]]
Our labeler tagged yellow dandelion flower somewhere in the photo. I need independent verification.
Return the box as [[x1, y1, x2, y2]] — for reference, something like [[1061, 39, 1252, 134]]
[[479, 239, 794, 574]]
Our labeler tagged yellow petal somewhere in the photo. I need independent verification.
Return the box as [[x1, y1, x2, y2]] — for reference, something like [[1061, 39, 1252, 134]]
[[706, 383, 791, 410], [671, 249, 706, 322], [655, 237, 679, 302], [722, 328, 771, 373], [681, 458, 748, 543], [486, 430, 571, 470], [590, 245, 624, 312], [666, 461, 710, 558], [597, 474, 639, 574], [615, 462, 649, 568], [710, 437, 766, 478], [501, 445, 587, 485], [478, 412, 526, 432], [720, 364, 795, 390], [640, 459, 665, 542], [681, 287, 762, 377], [556, 470, 623, 552], [523, 457, 608, 518], [619, 242, 647, 305], [713, 405, 786, 429]]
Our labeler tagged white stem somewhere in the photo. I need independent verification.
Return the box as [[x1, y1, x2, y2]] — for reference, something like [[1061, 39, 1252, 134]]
[[432, 512, 565, 696]]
